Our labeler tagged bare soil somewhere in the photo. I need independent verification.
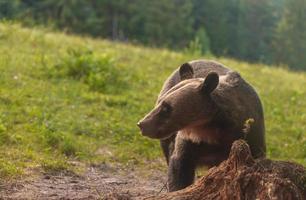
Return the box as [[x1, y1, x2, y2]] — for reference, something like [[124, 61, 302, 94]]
[[0, 162, 167, 200], [1, 140, 305, 200]]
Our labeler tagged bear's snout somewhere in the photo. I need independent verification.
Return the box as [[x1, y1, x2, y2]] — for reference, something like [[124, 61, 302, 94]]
[[137, 120, 148, 136], [137, 119, 160, 138], [136, 121, 141, 127], [137, 121, 143, 131]]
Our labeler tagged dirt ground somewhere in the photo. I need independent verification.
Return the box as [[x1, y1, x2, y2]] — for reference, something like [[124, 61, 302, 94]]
[[0, 162, 167, 200]]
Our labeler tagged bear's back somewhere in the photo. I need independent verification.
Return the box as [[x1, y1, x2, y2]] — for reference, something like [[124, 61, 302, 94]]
[[158, 60, 231, 101]]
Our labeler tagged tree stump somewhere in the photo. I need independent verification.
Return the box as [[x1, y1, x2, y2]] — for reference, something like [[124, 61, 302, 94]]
[[149, 140, 306, 200]]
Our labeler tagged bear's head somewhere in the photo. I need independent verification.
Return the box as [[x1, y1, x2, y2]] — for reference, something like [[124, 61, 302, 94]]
[[137, 63, 220, 139]]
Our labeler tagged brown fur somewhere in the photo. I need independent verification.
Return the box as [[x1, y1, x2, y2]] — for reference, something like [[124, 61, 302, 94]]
[[178, 126, 222, 144], [137, 60, 266, 191]]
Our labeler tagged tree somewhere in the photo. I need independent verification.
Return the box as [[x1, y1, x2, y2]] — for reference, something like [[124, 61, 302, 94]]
[[0, 0, 22, 19], [192, 0, 239, 56], [273, 0, 306, 70], [235, 0, 277, 63], [2, 0, 301, 69], [140, 0, 194, 48]]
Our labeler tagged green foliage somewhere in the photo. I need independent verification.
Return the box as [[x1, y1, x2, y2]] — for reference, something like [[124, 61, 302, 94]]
[[235, 0, 277, 62], [1, 0, 305, 69], [54, 48, 128, 93], [0, 0, 20, 18], [0, 160, 21, 178], [185, 28, 210, 56], [185, 37, 202, 56], [192, 0, 237, 55], [0, 0, 194, 49], [41, 159, 69, 173], [0, 23, 305, 179], [58, 133, 78, 157], [273, 0, 306, 70], [41, 129, 80, 157], [196, 28, 211, 54], [0, 119, 9, 145]]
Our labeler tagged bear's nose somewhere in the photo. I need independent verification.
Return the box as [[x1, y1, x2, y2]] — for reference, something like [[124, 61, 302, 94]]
[[137, 121, 145, 133], [137, 121, 142, 128]]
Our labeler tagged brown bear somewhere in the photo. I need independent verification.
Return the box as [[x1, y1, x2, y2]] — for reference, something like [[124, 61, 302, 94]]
[[137, 60, 266, 192]]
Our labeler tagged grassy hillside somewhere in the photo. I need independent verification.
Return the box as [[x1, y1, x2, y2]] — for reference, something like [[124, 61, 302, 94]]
[[0, 22, 305, 178]]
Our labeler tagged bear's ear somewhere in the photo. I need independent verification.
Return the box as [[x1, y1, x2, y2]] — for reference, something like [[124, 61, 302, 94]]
[[179, 63, 194, 80], [200, 72, 219, 94]]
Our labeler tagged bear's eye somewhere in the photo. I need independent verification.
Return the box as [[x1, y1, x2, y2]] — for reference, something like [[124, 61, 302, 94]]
[[160, 102, 172, 116]]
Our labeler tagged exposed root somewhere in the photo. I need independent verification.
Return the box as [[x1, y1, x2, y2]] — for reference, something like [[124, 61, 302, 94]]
[[146, 140, 306, 200]]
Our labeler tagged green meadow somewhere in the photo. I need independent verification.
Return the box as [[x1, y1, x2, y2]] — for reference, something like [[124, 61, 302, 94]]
[[0, 22, 305, 178]]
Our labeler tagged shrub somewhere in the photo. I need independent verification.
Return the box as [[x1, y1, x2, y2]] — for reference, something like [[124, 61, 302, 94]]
[[0, 120, 9, 145], [185, 27, 211, 55], [43, 129, 63, 148], [59, 133, 78, 157], [42, 130, 76, 156], [54, 47, 127, 93]]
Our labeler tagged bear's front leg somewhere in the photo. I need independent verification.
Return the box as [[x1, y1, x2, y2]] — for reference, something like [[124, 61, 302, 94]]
[[167, 138, 197, 192], [160, 134, 176, 165]]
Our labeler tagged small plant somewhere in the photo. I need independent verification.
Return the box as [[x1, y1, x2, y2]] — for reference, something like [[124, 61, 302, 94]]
[[0, 160, 20, 178], [242, 118, 255, 138], [185, 27, 211, 56], [0, 119, 9, 145], [41, 159, 69, 173], [42, 129, 63, 149], [42, 130, 77, 157], [54, 47, 128, 94], [59, 133, 78, 157], [185, 37, 202, 56]]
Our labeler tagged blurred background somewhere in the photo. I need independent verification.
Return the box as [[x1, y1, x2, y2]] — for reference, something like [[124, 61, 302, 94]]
[[1, 0, 305, 70], [0, 1, 305, 196]]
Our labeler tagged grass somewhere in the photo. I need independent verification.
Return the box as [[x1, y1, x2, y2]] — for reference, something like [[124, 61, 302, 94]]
[[0, 22, 305, 178]]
